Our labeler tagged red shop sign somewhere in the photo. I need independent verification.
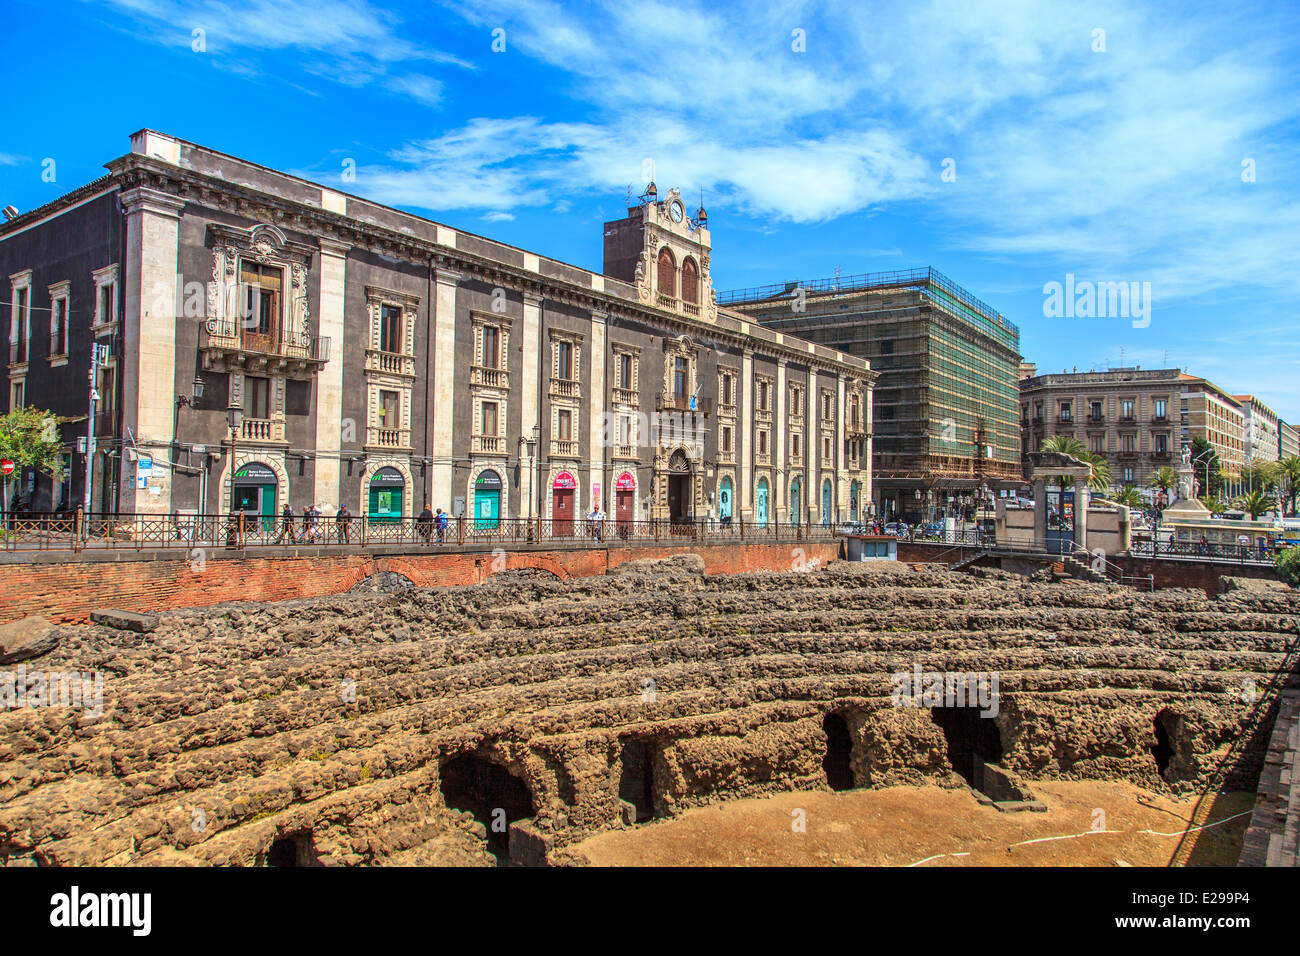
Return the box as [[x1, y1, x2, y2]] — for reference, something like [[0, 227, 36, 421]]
[[553, 472, 577, 490], [615, 471, 636, 491]]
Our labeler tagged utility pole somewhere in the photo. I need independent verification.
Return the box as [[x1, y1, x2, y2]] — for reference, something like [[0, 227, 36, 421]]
[[83, 342, 108, 514]]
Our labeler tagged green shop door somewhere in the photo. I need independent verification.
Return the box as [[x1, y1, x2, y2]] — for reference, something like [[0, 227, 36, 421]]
[[368, 467, 405, 524], [474, 470, 502, 530], [233, 462, 278, 534], [756, 478, 769, 528]]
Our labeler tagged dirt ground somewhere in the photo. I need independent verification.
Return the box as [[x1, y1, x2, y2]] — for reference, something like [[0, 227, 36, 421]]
[[571, 781, 1254, 867]]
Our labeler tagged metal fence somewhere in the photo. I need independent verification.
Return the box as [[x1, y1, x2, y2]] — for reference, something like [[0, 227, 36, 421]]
[[1127, 539, 1280, 566], [0, 511, 841, 553]]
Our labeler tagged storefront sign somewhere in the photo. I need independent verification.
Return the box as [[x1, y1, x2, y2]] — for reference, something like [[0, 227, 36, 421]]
[[553, 472, 576, 490]]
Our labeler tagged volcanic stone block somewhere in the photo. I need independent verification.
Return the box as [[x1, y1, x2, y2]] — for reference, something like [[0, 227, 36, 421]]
[[0, 615, 59, 664], [89, 609, 159, 633]]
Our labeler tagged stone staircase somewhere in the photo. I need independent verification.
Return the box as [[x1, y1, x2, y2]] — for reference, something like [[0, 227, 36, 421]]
[[1059, 554, 1111, 585]]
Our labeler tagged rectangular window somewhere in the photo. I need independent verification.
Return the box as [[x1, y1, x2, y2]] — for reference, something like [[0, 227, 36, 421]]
[[721, 425, 732, 452], [1090, 436, 1104, 453], [617, 354, 633, 390], [557, 341, 574, 380], [1090, 401, 1102, 420], [1124, 467, 1134, 482], [481, 401, 498, 436], [758, 430, 767, 456], [51, 297, 68, 355], [379, 389, 400, 429], [481, 324, 500, 368], [824, 436, 832, 459], [758, 381, 769, 411], [98, 366, 114, 418], [721, 373, 733, 405], [558, 408, 572, 440], [1120, 399, 1135, 419], [790, 388, 800, 416], [823, 394, 833, 419], [1154, 398, 1167, 418], [1122, 434, 1135, 452], [1155, 434, 1168, 453], [243, 376, 270, 420], [14, 287, 28, 363], [791, 434, 801, 458], [240, 261, 281, 337], [11, 379, 23, 409], [673, 356, 689, 399], [1060, 401, 1072, 421], [98, 284, 113, 325], [379, 305, 403, 353]]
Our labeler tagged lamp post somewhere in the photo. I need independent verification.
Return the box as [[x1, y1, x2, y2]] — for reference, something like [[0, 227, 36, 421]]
[[173, 376, 205, 513], [226, 399, 243, 512]]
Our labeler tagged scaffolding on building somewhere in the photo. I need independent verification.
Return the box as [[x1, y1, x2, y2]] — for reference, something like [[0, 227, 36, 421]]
[[720, 267, 1024, 514]]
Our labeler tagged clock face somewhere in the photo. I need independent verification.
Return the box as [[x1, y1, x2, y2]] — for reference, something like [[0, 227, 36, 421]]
[[669, 200, 684, 222]]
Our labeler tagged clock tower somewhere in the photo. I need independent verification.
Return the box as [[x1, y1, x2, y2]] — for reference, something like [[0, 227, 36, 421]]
[[603, 185, 715, 320]]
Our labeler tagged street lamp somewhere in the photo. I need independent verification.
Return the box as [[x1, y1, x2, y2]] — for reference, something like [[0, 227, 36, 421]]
[[226, 400, 243, 513], [175, 376, 205, 409]]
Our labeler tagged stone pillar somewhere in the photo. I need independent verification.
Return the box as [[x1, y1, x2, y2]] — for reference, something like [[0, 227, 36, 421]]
[[836, 374, 848, 520], [520, 291, 542, 518], [588, 309, 607, 512], [740, 348, 753, 520], [774, 359, 786, 522], [119, 186, 185, 515], [1072, 477, 1089, 550], [1033, 478, 1048, 545], [313, 239, 349, 512], [430, 268, 461, 512]]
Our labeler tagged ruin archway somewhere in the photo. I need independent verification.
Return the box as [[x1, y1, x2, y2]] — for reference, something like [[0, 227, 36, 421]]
[[1150, 709, 1192, 782], [440, 752, 536, 862], [618, 740, 658, 823], [265, 829, 319, 867], [931, 707, 1003, 788], [822, 712, 854, 791]]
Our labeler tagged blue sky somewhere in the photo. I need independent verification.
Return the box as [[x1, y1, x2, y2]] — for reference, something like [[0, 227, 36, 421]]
[[4, 0, 1300, 418]]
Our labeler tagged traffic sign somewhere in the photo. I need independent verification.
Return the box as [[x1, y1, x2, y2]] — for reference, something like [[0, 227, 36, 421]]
[[0, 459, 13, 476]]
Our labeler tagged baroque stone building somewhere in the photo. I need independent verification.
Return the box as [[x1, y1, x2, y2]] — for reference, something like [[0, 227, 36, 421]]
[[1, 130, 874, 526]]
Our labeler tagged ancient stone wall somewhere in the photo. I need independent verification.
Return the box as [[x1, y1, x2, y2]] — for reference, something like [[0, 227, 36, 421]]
[[1, 560, 1296, 866]]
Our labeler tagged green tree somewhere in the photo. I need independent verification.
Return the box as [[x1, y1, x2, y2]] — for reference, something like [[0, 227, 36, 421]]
[[1111, 485, 1146, 509], [1234, 489, 1272, 519], [0, 407, 64, 481], [1277, 548, 1300, 587], [1278, 455, 1300, 515], [1198, 494, 1225, 514], [1148, 466, 1179, 502], [1189, 436, 1223, 496]]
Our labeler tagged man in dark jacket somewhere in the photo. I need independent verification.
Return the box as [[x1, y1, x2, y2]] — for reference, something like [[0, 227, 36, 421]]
[[417, 503, 434, 544], [336, 504, 353, 544]]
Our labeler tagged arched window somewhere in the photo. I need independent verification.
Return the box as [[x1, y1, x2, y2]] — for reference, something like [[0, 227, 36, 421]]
[[657, 247, 676, 298], [681, 257, 699, 305]]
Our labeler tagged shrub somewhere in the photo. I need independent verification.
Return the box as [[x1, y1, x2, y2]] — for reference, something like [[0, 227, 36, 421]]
[[1276, 548, 1300, 587]]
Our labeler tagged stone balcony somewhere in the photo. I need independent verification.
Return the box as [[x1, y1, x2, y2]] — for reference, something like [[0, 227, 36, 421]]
[[367, 426, 411, 450], [365, 349, 416, 379], [552, 439, 579, 458], [550, 378, 581, 399], [202, 318, 329, 379], [239, 417, 286, 444], [472, 434, 506, 455], [472, 366, 509, 389]]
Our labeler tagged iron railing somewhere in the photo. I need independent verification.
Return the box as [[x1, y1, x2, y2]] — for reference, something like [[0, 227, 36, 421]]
[[0, 511, 840, 553]]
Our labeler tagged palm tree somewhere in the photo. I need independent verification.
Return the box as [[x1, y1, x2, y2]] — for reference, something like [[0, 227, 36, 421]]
[[1112, 485, 1145, 509], [1279, 455, 1300, 515], [1235, 489, 1272, 519], [1198, 494, 1224, 514], [1085, 452, 1111, 493], [1040, 435, 1088, 501], [1148, 466, 1179, 503]]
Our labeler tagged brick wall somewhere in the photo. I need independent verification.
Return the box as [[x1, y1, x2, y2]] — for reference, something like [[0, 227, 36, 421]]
[[0, 542, 843, 624]]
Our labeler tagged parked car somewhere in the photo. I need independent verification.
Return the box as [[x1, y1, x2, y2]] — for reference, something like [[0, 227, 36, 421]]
[[884, 521, 908, 536], [920, 521, 946, 538]]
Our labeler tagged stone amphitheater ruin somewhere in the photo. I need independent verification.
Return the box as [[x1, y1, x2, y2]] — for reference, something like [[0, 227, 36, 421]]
[[1, 556, 1297, 866]]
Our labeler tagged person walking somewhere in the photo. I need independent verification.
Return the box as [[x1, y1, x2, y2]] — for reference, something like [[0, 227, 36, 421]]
[[417, 502, 434, 545], [435, 507, 449, 544], [336, 503, 353, 544], [274, 502, 295, 544]]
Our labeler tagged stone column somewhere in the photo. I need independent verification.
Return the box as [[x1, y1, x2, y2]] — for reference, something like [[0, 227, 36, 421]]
[[1072, 477, 1089, 551], [119, 186, 185, 515], [774, 359, 786, 522], [1033, 478, 1048, 545], [430, 268, 461, 512], [313, 238, 349, 512], [836, 374, 848, 520], [588, 309, 607, 512], [740, 348, 753, 520], [520, 291, 542, 518]]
